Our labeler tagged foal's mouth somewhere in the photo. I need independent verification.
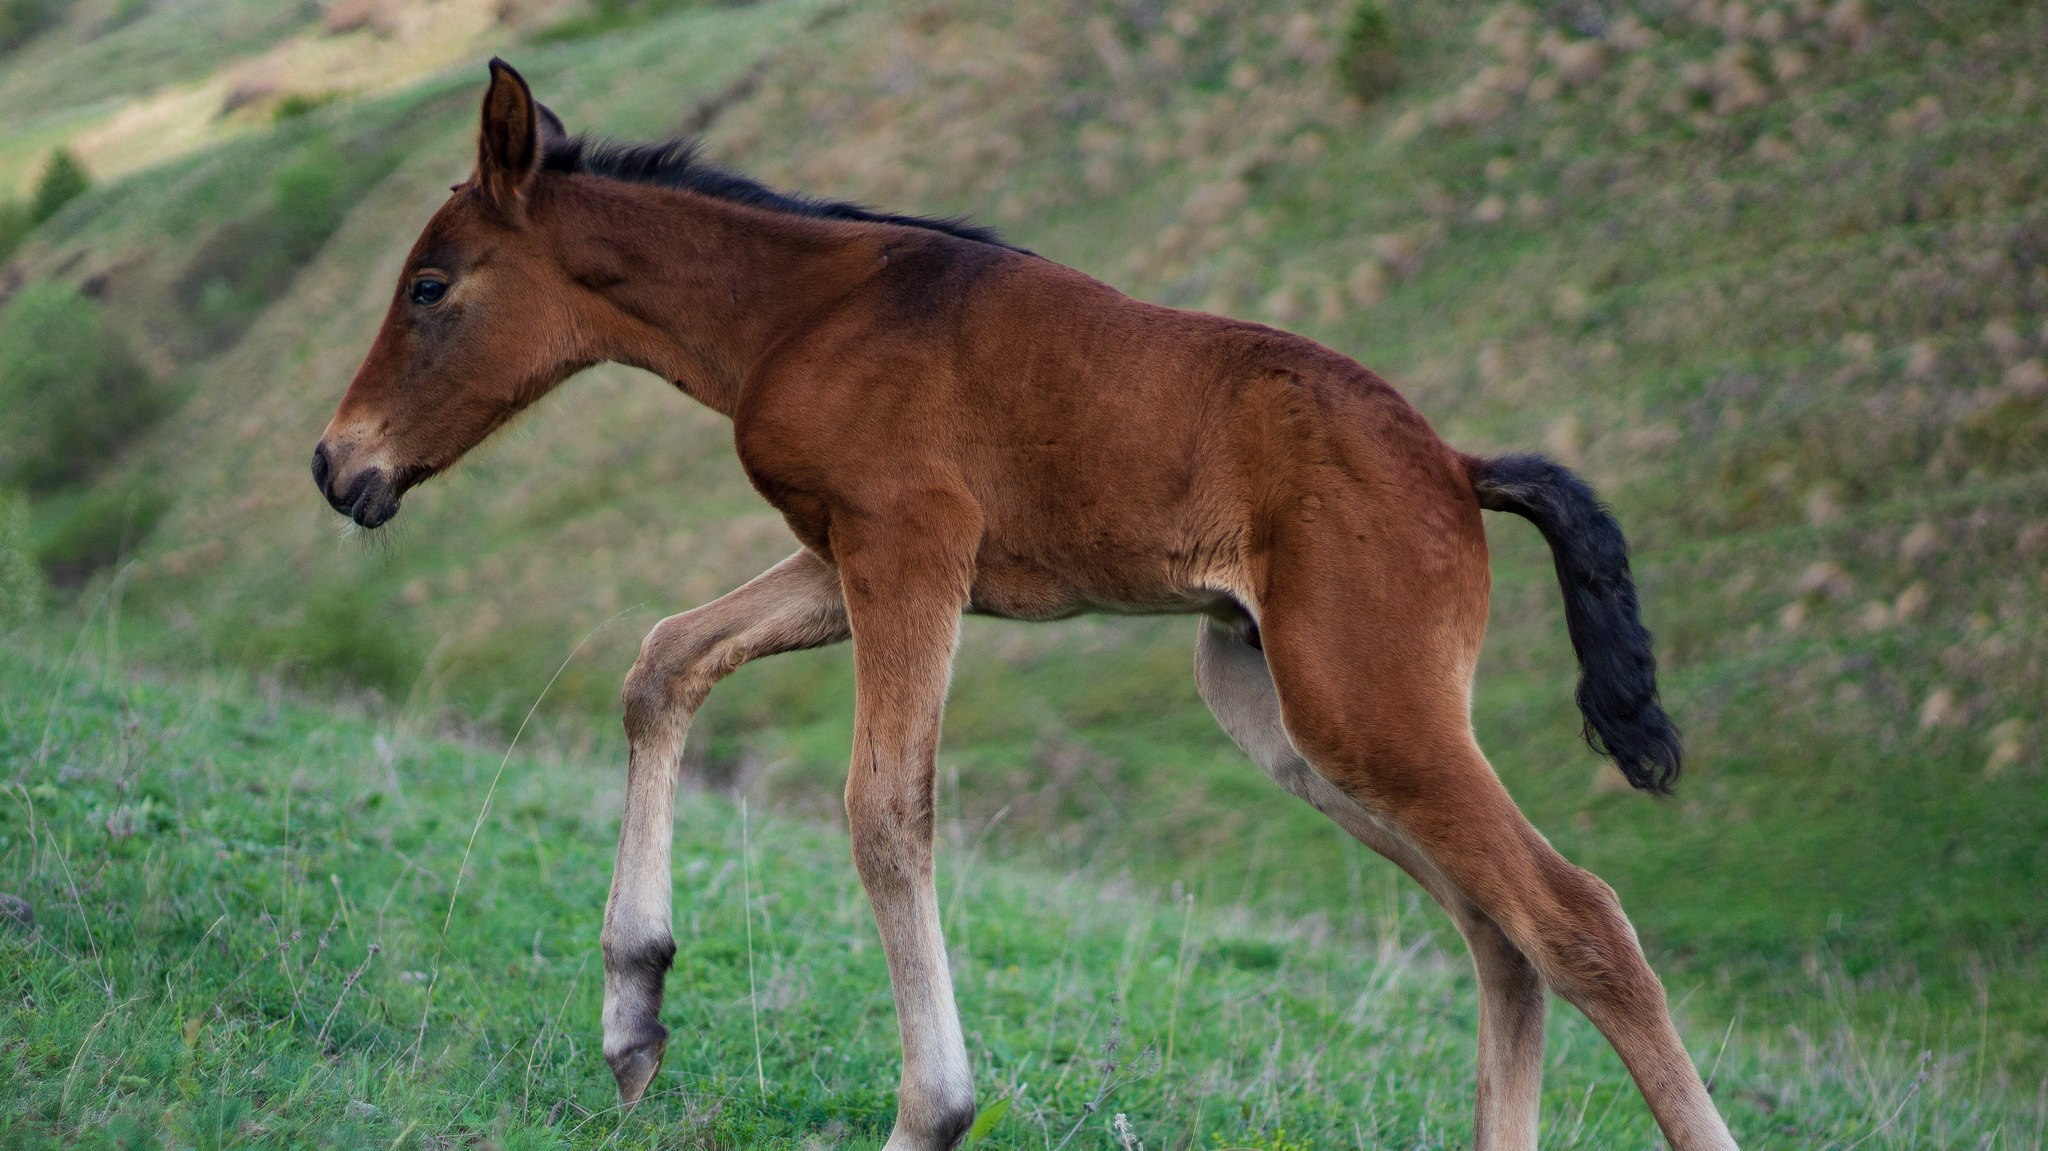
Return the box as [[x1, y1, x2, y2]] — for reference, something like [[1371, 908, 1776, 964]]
[[321, 467, 401, 529], [344, 473, 402, 529], [314, 451, 427, 530]]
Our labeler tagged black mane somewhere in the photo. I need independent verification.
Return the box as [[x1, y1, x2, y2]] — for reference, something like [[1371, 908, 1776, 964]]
[[542, 134, 1020, 251]]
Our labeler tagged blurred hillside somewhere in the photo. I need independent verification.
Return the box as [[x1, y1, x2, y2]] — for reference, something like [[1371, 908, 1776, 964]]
[[1, 0, 2044, 1093]]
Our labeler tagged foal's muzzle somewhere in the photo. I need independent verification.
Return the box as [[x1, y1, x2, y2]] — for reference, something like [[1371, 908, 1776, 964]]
[[312, 442, 403, 529]]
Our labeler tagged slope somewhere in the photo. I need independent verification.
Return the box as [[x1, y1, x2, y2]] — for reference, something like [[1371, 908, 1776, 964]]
[[0, 0, 2042, 1090]]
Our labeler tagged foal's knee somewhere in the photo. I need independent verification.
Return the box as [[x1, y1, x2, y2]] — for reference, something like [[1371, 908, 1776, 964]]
[[619, 661, 668, 743], [845, 783, 935, 878], [621, 617, 725, 741]]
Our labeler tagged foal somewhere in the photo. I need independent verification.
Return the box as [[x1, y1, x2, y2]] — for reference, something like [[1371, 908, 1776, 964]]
[[314, 62, 1739, 1151]]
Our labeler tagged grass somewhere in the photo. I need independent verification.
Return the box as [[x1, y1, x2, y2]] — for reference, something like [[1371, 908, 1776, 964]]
[[1, 634, 2035, 1149], [0, 0, 2041, 1136], [0, 0, 311, 195]]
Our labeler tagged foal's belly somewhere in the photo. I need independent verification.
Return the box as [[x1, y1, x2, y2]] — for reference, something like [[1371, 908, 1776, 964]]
[[966, 544, 1234, 622]]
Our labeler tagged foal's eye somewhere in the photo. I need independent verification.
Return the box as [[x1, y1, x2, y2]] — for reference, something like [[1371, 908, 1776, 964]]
[[410, 277, 448, 307]]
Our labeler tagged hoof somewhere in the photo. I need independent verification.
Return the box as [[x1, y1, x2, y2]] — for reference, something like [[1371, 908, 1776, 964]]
[[607, 1030, 668, 1105]]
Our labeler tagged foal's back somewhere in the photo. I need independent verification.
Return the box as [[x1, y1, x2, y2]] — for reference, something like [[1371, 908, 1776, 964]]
[[736, 227, 1476, 623]]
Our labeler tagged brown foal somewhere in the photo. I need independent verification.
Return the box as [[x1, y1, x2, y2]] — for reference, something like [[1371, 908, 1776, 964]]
[[313, 62, 1739, 1150]]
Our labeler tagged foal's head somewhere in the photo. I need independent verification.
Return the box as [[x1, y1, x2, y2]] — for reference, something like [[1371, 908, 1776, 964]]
[[313, 60, 583, 529]]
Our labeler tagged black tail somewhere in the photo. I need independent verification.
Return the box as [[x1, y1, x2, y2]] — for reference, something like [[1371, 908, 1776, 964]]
[[1467, 453, 1681, 794]]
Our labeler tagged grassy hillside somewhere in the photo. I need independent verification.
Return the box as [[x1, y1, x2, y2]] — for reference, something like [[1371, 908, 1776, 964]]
[[0, 0, 2043, 1115], [0, 641, 2029, 1148]]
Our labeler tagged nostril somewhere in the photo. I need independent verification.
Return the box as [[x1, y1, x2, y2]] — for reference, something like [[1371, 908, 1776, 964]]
[[311, 443, 332, 492]]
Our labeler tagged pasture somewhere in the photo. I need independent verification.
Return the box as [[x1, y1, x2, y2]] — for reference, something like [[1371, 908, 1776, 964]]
[[1, 0, 2044, 1146], [0, 639, 2026, 1148]]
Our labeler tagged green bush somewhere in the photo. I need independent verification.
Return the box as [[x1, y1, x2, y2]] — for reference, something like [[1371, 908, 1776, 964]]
[[0, 198, 30, 262], [202, 575, 422, 698], [272, 91, 337, 122], [0, 489, 40, 628], [0, 281, 162, 492], [108, 0, 154, 31], [1338, 1, 1400, 102], [535, 0, 706, 43], [179, 139, 355, 352], [32, 478, 169, 585], [273, 581, 424, 698], [28, 148, 89, 225], [271, 146, 348, 253], [0, 149, 89, 263], [0, 0, 59, 54]]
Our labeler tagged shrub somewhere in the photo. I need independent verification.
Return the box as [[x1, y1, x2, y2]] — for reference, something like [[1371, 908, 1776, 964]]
[[273, 581, 423, 698], [0, 488, 40, 628], [0, 282, 162, 493], [1338, 1, 1400, 102], [535, 0, 706, 43], [33, 478, 169, 585], [273, 92, 337, 122], [0, 199, 29, 262], [271, 147, 349, 254], [0, 0, 58, 54], [179, 139, 355, 352], [109, 0, 154, 31], [29, 148, 89, 225]]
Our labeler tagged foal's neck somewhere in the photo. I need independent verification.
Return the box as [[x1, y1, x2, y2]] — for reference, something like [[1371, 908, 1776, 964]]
[[546, 179, 878, 417]]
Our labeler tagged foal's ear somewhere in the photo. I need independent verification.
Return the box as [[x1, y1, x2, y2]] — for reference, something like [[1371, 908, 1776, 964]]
[[477, 58, 543, 213], [537, 101, 569, 151]]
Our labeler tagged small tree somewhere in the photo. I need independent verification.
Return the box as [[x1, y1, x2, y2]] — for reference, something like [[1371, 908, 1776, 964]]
[[30, 147, 90, 225], [1339, 1, 1400, 103]]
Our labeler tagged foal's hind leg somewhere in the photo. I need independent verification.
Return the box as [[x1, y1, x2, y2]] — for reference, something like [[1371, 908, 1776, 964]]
[[1254, 600, 1737, 1150], [603, 550, 849, 1102], [1195, 618, 1545, 1151]]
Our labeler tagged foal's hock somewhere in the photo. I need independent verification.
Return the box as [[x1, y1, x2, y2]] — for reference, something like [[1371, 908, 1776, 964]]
[[312, 61, 1740, 1151]]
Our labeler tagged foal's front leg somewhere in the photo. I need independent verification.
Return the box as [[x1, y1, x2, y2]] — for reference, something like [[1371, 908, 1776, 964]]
[[838, 519, 979, 1151], [602, 551, 849, 1102]]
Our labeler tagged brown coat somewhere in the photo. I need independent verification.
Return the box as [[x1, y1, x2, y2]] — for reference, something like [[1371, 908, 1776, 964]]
[[314, 61, 1735, 1151]]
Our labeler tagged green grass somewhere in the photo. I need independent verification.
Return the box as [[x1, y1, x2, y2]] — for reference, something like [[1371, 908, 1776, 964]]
[[0, 0, 2042, 1133], [1, 636, 2033, 1149], [0, 0, 314, 196]]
